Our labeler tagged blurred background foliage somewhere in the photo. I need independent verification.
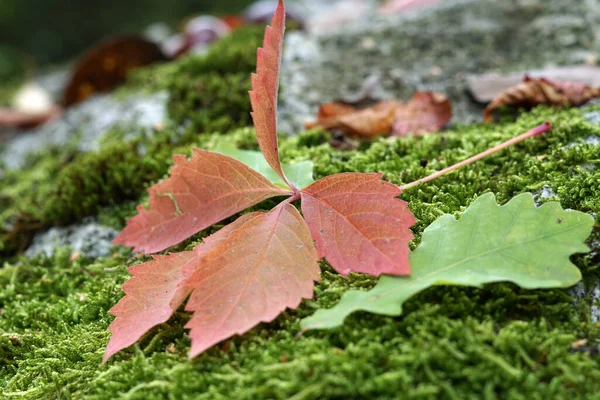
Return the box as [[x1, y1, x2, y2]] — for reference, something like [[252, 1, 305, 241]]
[[0, 0, 255, 80]]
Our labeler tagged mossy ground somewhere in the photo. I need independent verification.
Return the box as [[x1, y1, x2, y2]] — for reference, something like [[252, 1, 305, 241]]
[[1, 28, 600, 399]]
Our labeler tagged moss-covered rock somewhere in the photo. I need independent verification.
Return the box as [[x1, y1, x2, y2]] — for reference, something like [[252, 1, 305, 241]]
[[1, 7, 600, 397], [0, 104, 599, 398]]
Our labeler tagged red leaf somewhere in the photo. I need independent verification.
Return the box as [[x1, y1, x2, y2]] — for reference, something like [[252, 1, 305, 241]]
[[249, 0, 291, 187], [113, 149, 290, 254], [103, 251, 196, 363], [181, 212, 262, 280], [301, 173, 415, 276], [185, 202, 320, 357], [103, 213, 260, 363]]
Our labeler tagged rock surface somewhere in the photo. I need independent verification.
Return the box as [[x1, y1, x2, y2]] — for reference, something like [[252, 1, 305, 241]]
[[25, 218, 118, 259], [1, 91, 167, 169]]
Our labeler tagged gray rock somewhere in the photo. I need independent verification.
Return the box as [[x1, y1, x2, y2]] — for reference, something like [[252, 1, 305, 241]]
[[570, 281, 600, 324], [569, 236, 600, 322], [1, 91, 168, 169], [583, 110, 600, 125], [279, 0, 600, 133], [584, 136, 600, 146], [533, 184, 558, 205], [25, 219, 118, 259]]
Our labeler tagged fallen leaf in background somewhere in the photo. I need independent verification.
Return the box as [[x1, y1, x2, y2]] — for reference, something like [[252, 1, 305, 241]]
[[306, 92, 451, 138], [0, 107, 61, 130], [379, 0, 439, 15], [306, 101, 396, 138], [467, 65, 600, 103], [0, 82, 62, 130], [392, 92, 452, 136], [64, 36, 168, 106], [484, 76, 600, 122]]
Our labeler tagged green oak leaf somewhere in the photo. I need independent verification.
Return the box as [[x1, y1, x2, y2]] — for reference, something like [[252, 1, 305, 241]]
[[213, 143, 315, 189], [301, 192, 594, 331]]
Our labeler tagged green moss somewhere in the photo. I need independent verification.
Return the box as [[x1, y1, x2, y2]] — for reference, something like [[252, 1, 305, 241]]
[[0, 105, 599, 398]]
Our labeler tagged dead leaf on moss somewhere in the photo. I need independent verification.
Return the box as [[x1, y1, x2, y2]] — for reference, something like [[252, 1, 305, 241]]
[[305, 101, 395, 138], [468, 65, 600, 103], [64, 36, 168, 106], [392, 92, 452, 136], [0, 106, 62, 130], [484, 75, 600, 123], [305, 91, 452, 138]]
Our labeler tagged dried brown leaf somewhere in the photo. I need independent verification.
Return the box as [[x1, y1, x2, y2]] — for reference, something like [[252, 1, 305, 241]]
[[484, 76, 600, 122]]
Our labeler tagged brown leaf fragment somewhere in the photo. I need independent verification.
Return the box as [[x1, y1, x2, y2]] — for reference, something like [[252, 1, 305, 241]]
[[484, 76, 600, 123], [305, 101, 395, 138], [317, 102, 357, 120], [392, 92, 452, 136], [0, 106, 62, 130], [335, 102, 396, 138], [467, 65, 600, 103]]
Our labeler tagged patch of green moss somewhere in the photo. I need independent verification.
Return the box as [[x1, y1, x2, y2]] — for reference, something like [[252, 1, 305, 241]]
[[0, 251, 599, 399], [0, 105, 599, 398]]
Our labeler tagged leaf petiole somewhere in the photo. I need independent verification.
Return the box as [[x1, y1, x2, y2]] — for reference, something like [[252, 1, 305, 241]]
[[399, 121, 551, 191]]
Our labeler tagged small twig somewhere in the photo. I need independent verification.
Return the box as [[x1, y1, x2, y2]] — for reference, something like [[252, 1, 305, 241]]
[[399, 121, 551, 191]]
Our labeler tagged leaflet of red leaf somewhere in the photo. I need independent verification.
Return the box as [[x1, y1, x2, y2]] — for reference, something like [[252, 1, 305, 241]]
[[300, 173, 415, 276], [103, 213, 262, 363], [249, 0, 290, 186], [113, 149, 290, 254], [103, 251, 196, 363], [484, 76, 600, 122], [184, 202, 320, 358], [392, 92, 452, 136], [181, 213, 262, 280]]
